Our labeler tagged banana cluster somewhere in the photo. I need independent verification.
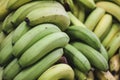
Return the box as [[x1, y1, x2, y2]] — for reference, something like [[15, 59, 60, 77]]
[[0, 0, 120, 80]]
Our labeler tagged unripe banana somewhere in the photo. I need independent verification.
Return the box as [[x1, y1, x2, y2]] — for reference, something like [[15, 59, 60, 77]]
[[96, 1, 120, 22], [64, 44, 91, 73], [13, 23, 61, 57], [84, 7, 105, 31], [94, 14, 112, 41], [38, 63, 74, 80], [72, 42, 109, 71], [14, 48, 63, 80]]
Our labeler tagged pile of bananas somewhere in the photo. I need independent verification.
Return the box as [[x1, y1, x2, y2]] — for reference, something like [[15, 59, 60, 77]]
[[0, 0, 120, 80]]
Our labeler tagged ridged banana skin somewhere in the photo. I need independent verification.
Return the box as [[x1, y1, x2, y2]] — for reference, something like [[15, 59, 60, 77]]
[[12, 21, 30, 44], [64, 44, 91, 73], [14, 48, 63, 80], [18, 32, 69, 68], [13, 23, 61, 57], [38, 63, 74, 80], [12, 1, 66, 27], [0, 67, 3, 80], [109, 54, 120, 73], [25, 6, 70, 31], [96, 1, 120, 22], [94, 14, 112, 41], [65, 25, 101, 51], [84, 7, 105, 31], [3, 59, 21, 80], [102, 23, 120, 48], [72, 42, 109, 71], [77, 0, 96, 9], [7, 0, 32, 10], [106, 31, 120, 59]]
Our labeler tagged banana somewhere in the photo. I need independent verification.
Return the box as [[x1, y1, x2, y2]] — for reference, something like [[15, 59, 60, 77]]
[[2, 12, 14, 34], [13, 23, 61, 57], [25, 6, 70, 31], [95, 70, 116, 80], [12, 21, 30, 44], [12, 1, 66, 28], [3, 59, 21, 80], [0, 67, 3, 80], [102, 23, 120, 48], [65, 25, 101, 51], [76, 0, 96, 9], [14, 48, 63, 80], [106, 31, 120, 58], [0, 31, 6, 48], [71, 42, 109, 71], [38, 63, 74, 80], [0, 31, 14, 65], [84, 7, 105, 31], [94, 14, 112, 41], [64, 44, 91, 73], [112, 0, 120, 6], [96, 1, 120, 22], [109, 53, 120, 73], [7, 0, 32, 10], [18, 32, 69, 68]]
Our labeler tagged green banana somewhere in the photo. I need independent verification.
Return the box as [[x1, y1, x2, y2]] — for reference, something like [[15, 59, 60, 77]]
[[0, 67, 3, 80], [96, 1, 120, 22], [65, 25, 101, 51], [25, 6, 70, 31], [3, 59, 21, 80], [72, 42, 109, 71], [14, 48, 63, 80], [13, 23, 61, 57], [0, 31, 6, 49], [64, 44, 91, 73], [12, 21, 30, 44], [84, 7, 105, 31], [76, 0, 96, 9], [94, 14, 112, 41], [38, 63, 74, 80], [7, 0, 32, 10], [0, 31, 14, 65], [106, 31, 120, 58], [12, 1, 66, 28], [18, 32, 69, 68], [102, 23, 120, 48], [2, 12, 14, 34]]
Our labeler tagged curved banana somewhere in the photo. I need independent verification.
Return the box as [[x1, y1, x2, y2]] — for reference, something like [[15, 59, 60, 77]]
[[72, 42, 109, 71], [102, 23, 120, 48], [65, 25, 101, 51], [18, 32, 69, 68], [3, 59, 21, 80], [13, 23, 61, 57], [14, 48, 63, 80], [84, 7, 105, 31], [64, 44, 91, 73], [94, 14, 112, 41], [12, 21, 30, 44], [96, 1, 120, 22], [38, 63, 74, 80]]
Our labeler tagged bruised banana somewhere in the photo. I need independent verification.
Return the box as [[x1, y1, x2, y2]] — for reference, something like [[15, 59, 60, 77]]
[[64, 44, 91, 73], [13, 23, 61, 57], [25, 5, 70, 31], [96, 1, 120, 22], [65, 25, 101, 51], [12, 21, 30, 44], [38, 63, 74, 80], [72, 42, 109, 71], [102, 23, 120, 48], [84, 7, 105, 31], [18, 32, 69, 68], [14, 48, 63, 80], [94, 14, 112, 41], [3, 59, 21, 80]]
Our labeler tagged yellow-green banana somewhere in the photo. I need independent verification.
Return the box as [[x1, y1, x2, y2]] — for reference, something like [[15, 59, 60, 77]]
[[38, 63, 74, 80], [14, 48, 63, 80]]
